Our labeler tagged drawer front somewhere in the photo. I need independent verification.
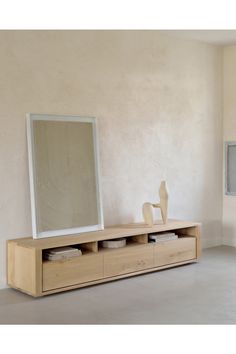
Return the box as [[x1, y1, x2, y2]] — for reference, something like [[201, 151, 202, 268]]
[[43, 254, 103, 291], [104, 245, 154, 278], [154, 237, 196, 267]]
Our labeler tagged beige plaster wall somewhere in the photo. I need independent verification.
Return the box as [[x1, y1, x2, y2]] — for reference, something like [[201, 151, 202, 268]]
[[0, 31, 223, 288], [223, 46, 236, 246]]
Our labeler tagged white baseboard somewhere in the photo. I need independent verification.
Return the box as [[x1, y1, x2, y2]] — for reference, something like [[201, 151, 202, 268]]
[[222, 237, 236, 247], [201, 234, 222, 249]]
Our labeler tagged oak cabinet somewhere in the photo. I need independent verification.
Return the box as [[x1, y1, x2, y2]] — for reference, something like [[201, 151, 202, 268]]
[[7, 220, 201, 297]]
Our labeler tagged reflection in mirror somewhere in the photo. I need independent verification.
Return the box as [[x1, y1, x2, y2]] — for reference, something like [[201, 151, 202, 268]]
[[27, 114, 103, 239]]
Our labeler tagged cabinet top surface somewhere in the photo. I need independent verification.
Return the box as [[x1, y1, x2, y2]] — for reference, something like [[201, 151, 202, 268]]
[[8, 219, 200, 250]]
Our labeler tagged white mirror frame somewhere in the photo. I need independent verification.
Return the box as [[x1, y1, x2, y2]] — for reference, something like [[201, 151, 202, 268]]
[[27, 113, 104, 239]]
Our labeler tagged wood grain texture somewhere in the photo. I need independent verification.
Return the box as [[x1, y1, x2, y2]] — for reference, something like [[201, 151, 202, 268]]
[[43, 253, 103, 291], [154, 237, 196, 267], [7, 243, 37, 296], [176, 225, 201, 259], [35, 249, 43, 296], [103, 244, 154, 277], [42, 259, 197, 296], [196, 225, 201, 259], [9, 220, 200, 250], [131, 234, 148, 244], [80, 241, 98, 253], [7, 241, 16, 286], [7, 220, 201, 297]]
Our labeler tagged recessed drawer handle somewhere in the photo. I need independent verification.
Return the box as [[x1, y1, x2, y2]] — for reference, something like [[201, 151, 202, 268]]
[[137, 260, 146, 266]]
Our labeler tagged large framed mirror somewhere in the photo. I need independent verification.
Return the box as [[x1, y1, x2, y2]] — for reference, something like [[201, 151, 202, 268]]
[[27, 114, 104, 239]]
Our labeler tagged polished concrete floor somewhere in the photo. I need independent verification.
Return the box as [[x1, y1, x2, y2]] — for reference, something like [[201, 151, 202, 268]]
[[1, 245, 236, 324]]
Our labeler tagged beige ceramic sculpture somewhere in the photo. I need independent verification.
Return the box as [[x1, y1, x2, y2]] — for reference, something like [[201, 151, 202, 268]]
[[142, 180, 169, 226]]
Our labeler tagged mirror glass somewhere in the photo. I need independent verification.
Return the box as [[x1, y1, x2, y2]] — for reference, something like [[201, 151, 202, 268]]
[[27, 114, 103, 239]]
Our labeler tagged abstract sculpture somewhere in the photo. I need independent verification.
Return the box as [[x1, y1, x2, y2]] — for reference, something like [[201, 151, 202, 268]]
[[142, 180, 169, 226]]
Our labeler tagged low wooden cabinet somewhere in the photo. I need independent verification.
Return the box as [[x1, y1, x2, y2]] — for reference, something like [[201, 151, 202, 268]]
[[7, 220, 201, 297]]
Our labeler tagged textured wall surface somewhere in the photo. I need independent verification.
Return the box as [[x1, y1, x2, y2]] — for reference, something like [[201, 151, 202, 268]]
[[0, 31, 223, 288], [223, 46, 236, 246]]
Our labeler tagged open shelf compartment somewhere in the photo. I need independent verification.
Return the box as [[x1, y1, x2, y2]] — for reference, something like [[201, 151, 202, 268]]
[[42, 241, 98, 262]]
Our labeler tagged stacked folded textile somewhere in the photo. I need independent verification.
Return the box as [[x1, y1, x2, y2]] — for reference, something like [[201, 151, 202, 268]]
[[43, 246, 82, 261], [149, 232, 178, 243]]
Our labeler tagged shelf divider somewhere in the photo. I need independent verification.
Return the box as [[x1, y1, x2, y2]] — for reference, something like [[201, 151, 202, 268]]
[[80, 241, 98, 253]]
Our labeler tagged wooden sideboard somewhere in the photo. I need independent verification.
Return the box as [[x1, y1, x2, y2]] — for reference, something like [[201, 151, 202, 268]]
[[7, 219, 201, 297]]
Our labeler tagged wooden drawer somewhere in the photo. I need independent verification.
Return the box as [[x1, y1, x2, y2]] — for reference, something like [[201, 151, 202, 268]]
[[103, 244, 154, 278], [43, 253, 103, 291], [154, 237, 196, 267]]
